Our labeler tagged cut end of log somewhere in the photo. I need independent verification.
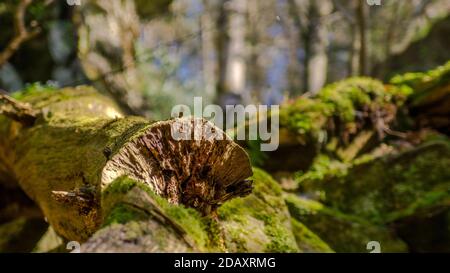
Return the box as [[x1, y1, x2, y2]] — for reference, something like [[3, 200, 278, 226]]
[[102, 117, 253, 215]]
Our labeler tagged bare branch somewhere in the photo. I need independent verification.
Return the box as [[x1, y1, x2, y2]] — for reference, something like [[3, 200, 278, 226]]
[[0, 0, 41, 67]]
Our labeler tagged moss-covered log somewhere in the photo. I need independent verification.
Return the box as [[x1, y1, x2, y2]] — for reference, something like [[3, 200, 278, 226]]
[[0, 86, 253, 243], [243, 62, 449, 174], [237, 77, 411, 173]]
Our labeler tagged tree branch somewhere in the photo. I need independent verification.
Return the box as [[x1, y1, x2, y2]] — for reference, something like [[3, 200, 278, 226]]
[[0, 0, 41, 67]]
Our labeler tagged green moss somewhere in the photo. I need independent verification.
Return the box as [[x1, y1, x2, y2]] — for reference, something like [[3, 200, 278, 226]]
[[133, 184, 210, 250], [320, 78, 381, 121], [390, 60, 450, 92], [279, 77, 410, 147], [290, 218, 334, 253], [103, 176, 211, 250], [252, 167, 283, 197], [218, 168, 299, 253], [156, 200, 209, 249], [103, 176, 137, 196], [279, 97, 331, 136], [258, 213, 298, 253], [391, 61, 450, 106], [103, 204, 148, 226], [11, 82, 57, 100], [101, 171, 327, 253], [218, 168, 285, 223], [285, 194, 408, 253], [296, 154, 349, 186], [299, 140, 450, 224], [11, 86, 124, 124]]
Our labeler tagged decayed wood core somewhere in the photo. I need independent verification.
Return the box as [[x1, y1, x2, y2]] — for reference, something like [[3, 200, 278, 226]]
[[102, 118, 253, 215]]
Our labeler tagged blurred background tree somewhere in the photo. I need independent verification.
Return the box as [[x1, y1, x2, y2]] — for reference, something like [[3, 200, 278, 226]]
[[0, 0, 449, 118]]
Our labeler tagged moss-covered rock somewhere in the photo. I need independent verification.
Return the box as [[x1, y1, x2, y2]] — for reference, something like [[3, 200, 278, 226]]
[[299, 140, 450, 224], [294, 138, 450, 252], [285, 194, 408, 253]]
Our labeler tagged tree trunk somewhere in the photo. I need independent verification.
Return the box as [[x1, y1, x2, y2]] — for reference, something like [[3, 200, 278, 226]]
[[356, 0, 368, 76], [75, 0, 149, 116], [247, 0, 264, 102], [306, 1, 331, 94], [215, 0, 230, 104], [0, 86, 253, 243], [201, 0, 218, 101], [287, 0, 307, 92], [288, 0, 330, 94], [224, 0, 248, 104]]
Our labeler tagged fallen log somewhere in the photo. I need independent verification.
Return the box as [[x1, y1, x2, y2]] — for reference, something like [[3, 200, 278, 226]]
[[235, 77, 410, 174], [0, 86, 253, 242]]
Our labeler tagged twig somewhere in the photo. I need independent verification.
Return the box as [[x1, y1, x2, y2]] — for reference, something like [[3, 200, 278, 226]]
[[0, 0, 41, 67]]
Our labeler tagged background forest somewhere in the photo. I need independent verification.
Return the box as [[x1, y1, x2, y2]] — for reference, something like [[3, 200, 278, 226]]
[[0, 0, 449, 253]]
